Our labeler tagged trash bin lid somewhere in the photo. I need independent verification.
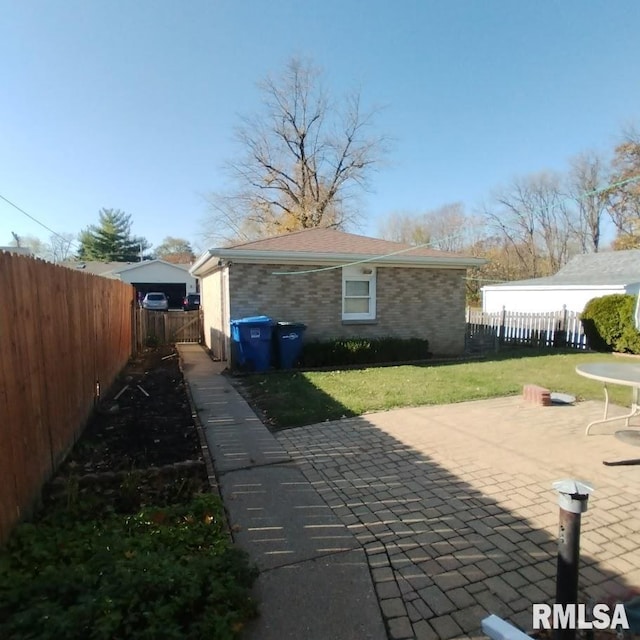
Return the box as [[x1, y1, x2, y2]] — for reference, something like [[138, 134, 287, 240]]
[[277, 321, 307, 329], [231, 315, 273, 325]]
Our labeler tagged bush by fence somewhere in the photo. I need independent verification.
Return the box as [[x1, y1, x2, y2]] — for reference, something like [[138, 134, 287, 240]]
[[581, 294, 640, 353], [0, 252, 135, 544]]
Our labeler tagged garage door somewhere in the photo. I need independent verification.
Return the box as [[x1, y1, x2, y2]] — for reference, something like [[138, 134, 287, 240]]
[[134, 283, 186, 309]]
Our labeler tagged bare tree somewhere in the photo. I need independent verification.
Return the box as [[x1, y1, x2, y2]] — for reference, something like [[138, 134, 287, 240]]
[[10, 231, 76, 262], [483, 171, 571, 278], [49, 232, 75, 263], [566, 151, 609, 253], [422, 203, 485, 252], [378, 203, 484, 252], [205, 57, 387, 245], [377, 211, 432, 245]]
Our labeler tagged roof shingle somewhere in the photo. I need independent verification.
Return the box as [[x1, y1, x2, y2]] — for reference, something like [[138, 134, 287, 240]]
[[487, 249, 640, 287], [224, 227, 473, 259]]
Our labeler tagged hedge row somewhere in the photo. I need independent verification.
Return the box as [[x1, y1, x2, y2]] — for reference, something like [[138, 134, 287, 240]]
[[300, 337, 431, 368]]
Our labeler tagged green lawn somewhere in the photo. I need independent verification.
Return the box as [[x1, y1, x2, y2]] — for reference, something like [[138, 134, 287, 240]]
[[240, 349, 634, 429]]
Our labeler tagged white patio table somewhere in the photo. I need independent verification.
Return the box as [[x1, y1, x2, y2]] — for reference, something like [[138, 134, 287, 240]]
[[576, 361, 640, 435]]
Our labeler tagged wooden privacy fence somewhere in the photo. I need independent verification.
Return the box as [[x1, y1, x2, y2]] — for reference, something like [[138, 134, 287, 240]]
[[465, 306, 588, 351], [135, 309, 203, 348], [0, 253, 135, 544]]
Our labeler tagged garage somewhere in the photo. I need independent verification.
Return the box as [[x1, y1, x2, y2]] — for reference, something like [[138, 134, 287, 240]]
[[116, 261, 197, 310], [64, 259, 198, 310], [134, 282, 186, 309]]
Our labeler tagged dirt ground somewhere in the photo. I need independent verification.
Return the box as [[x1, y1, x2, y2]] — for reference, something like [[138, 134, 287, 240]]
[[62, 345, 200, 473], [47, 345, 209, 511]]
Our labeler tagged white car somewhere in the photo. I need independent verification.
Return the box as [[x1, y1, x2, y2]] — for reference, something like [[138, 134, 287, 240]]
[[142, 292, 168, 311]]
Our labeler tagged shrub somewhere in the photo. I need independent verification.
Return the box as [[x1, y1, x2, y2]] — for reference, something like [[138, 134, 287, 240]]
[[581, 294, 640, 354], [0, 494, 257, 640], [300, 336, 431, 368]]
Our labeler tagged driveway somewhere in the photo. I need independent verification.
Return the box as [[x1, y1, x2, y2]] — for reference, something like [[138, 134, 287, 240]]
[[276, 397, 640, 640]]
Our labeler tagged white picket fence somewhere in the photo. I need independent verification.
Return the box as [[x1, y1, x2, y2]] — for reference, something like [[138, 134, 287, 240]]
[[465, 306, 588, 351]]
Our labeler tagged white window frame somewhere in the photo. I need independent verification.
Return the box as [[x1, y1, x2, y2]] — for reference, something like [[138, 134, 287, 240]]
[[342, 265, 376, 321]]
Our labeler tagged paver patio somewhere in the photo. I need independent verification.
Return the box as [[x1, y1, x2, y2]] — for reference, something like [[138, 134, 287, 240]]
[[277, 397, 640, 640]]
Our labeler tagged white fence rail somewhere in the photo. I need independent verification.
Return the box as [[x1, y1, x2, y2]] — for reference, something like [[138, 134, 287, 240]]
[[465, 307, 588, 351]]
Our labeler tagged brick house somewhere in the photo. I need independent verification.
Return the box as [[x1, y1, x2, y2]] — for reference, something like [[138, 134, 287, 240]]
[[190, 228, 485, 363]]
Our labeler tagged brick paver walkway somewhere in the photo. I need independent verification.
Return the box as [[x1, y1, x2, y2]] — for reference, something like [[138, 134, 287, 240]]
[[277, 397, 640, 640]]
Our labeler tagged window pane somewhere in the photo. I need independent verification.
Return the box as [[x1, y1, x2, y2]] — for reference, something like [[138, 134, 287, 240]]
[[344, 298, 370, 313], [345, 280, 369, 296]]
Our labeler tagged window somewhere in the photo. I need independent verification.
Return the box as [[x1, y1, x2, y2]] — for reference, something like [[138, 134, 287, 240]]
[[342, 266, 376, 320]]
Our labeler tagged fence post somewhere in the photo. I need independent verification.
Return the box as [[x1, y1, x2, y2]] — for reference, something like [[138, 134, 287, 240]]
[[554, 305, 568, 348], [131, 300, 137, 354], [468, 306, 585, 352]]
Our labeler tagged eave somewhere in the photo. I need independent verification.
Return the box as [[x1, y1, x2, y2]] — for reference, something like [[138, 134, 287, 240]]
[[190, 249, 486, 277]]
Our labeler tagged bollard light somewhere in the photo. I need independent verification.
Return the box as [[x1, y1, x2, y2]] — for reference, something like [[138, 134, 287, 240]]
[[553, 479, 593, 515], [552, 479, 594, 640]]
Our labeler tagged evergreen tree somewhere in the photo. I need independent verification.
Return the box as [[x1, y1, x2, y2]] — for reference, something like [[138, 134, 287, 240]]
[[77, 209, 149, 262]]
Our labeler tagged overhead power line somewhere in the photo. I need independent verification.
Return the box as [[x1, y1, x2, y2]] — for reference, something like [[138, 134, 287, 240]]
[[271, 174, 640, 276], [0, 193, 79, 247]]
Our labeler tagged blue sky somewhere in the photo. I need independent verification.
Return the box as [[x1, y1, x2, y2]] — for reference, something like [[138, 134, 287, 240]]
[[1, 0, 639, 254]]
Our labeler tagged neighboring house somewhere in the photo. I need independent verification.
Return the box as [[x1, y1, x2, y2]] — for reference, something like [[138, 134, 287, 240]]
[[64, 259, 197, 308], [1, 246, 33, 256], [190, 228, 485, 362], [482, 250, 640, 314]]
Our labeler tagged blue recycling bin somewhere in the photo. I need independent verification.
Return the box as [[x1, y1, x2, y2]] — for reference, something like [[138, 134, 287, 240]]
[[230, 316, 274, 372], [275, 322, 307, 369]]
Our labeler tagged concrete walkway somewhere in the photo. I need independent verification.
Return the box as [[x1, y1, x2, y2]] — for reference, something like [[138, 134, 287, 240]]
[[179, 344, 640, 640], [177, 344, 387, 640]]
